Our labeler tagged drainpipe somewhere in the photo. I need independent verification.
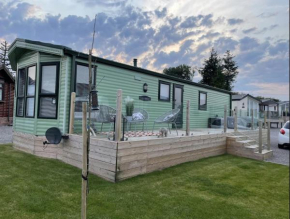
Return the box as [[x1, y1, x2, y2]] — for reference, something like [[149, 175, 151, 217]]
[[7, 83, 10, 122]]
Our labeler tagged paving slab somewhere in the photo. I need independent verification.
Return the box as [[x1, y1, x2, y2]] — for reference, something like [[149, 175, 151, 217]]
[[0, 126, 13, 144]]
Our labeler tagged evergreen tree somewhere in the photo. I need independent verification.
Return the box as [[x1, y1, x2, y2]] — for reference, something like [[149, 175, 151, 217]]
[[199, 48, 224, 89], [222, 50, 238, 91], [0, 41, 15, 76], [0, 41, 14, 72], [163, 64, 195, 81]]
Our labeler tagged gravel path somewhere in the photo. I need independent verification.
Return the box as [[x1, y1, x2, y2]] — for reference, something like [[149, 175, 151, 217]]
[[0, 126, 13, 144], [266, 128, 289, 166]]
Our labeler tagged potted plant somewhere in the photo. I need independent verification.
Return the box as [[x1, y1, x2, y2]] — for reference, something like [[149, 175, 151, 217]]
[[125, 96, 134, 121]]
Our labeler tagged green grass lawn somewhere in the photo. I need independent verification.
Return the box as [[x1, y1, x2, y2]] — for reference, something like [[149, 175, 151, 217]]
[[0, 144, 289, 219]]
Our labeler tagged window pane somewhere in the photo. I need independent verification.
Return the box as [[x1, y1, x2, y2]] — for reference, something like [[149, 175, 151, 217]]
[[41, 65, 56, 94], [76, 65, 94, 97], [39, 97, 57, 118], [160, 83, 170, 100], [26, 98, 35, 117], [27, 66, 36, 96], [17, 98, 24, 116], [18, 69, 26, 97], [200, 93, 206, 106], [0, 88, 2, 101]]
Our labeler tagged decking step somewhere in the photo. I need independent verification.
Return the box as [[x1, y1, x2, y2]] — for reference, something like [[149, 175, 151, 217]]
[[244, 145, 259, 152], [255, 149, 273, 160], [228, 136, 248, 140], [255, 149, 272, 155], [245, 145, 258, 149], [237, 140, 256, 144]]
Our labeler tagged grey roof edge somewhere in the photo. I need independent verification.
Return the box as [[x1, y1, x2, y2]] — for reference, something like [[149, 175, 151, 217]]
[[232, 94, 261, 102], [0, 64, 14, 82], [8, 38, 72, 51], [9, 38, 232, 95]]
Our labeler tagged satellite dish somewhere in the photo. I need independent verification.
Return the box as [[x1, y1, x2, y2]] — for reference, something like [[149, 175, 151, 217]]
[[43, 127, 62, 145]]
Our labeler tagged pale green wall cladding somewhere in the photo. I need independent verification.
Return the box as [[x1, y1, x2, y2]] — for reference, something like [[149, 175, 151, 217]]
[[13, 49, 230, 136], [75, 58, 231, 132], [13, 52, 71, 136]]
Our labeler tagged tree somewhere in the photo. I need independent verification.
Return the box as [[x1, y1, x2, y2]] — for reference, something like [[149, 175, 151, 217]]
[[199, 48, 225, 89], [1, 41, 9, 67], [199, 48, 239, 91], [222, 50, 238, 91], [163, 64, 195, 81]]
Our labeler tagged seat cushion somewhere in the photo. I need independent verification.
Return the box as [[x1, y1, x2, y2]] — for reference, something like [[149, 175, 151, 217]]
[[132, 112, 144, 120]]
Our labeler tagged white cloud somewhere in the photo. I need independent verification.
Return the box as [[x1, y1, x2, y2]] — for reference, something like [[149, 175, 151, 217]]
[[248, 82, 289, 100]]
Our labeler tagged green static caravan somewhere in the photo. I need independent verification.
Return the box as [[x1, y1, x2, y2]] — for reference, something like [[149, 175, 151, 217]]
[[9, 38, 232, 136]]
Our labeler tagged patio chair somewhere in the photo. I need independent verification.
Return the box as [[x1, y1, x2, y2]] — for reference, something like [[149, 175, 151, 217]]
[[127, 108, 149, 131], [93, 105, 117, 133], [152, 108, 180, 135]]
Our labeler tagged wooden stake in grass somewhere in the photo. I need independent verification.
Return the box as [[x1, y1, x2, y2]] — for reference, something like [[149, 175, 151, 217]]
[[81, 102, 88, 219], [69, 92, 76, 134], [115, 89, 123, 141]]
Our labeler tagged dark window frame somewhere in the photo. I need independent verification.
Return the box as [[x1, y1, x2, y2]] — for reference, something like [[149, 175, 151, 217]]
[[38, 62, 60, 119], [198, 91, 207, 111], [25, 65, 37, 118], [16, 68, 26, 117], [74, 62, 97, 96], [158, 80, 171, 102]]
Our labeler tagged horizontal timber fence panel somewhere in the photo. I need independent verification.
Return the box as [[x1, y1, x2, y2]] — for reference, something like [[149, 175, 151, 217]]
[[12, 129, 268, 182]]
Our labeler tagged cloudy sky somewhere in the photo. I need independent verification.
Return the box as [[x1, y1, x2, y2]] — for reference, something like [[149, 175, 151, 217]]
[[1, 0, 289, 100]]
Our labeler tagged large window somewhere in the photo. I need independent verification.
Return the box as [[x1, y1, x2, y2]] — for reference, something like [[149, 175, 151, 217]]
[[158, 80, 171, 102], [38, 63, 59, 119], [26, 66, 36, 117], [0, 80, 3, 101], [16, 69, 26, 116], [199, 91, 207, 110], [16, 66, 36, 117], [75, 63, 95, 98], [75, 63, 96, 112]]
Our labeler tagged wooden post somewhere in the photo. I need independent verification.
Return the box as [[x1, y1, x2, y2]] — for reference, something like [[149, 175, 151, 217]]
[[234, 106, 238, 132], [267, 121, 271, 150], [115, 89, 122, 141], [224, 105, 227, 133], [81, 102, 88, 219], [69, 92, 76, 134], [264, 111, 267, 128], [251, 109, 254, 130], [258, 121, 262, 153], [186, 100, 190, 136]]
